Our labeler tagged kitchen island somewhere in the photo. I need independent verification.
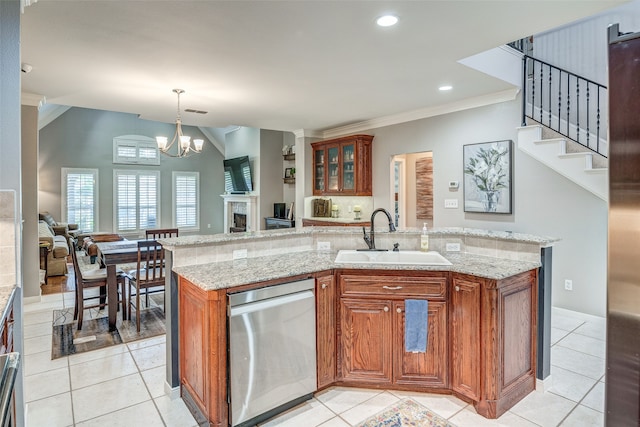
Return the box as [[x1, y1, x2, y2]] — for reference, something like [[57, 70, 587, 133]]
[[160, 228, 556, 426]]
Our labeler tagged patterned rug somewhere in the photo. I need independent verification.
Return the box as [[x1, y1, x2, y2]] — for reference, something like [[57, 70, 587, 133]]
[[356, 399, 456, 427], [51, 296, 166, 359]]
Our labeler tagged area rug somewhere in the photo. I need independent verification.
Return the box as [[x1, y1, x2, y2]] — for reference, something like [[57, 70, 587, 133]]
[[51, 296, 166, 359], [356, 398, 456, 427]]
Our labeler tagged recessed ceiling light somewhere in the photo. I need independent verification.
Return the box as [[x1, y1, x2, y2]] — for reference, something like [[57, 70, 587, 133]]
[[376, 15, 398, 27], [439, 85, 453, 91]]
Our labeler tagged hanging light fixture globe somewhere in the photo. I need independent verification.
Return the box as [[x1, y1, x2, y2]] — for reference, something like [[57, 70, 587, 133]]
[[156, 89, 204, 158]]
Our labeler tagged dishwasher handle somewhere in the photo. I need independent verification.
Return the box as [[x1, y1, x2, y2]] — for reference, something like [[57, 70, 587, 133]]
[[230, 290, 314, 317]]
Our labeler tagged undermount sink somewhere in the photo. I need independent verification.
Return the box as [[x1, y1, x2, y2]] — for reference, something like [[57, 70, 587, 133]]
[[334, 250, 452, 266]]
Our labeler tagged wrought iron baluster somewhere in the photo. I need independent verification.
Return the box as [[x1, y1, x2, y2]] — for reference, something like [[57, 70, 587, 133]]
[[532, 61, 536, 121], [597, 88, 601, 154], [576, 78, 580, 143], [567, 73, 570, 138], [586, 83, 590, 149], [540, 62, 544, 122], [548, 65, 552, 127], [558, 68, 562, 131]]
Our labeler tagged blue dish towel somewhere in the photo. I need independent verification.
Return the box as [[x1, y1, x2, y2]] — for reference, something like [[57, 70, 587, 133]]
[[404, 299, 428, 353]]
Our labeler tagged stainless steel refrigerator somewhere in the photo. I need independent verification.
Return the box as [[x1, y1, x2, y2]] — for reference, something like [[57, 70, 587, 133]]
[[607, 23, 640, 426]]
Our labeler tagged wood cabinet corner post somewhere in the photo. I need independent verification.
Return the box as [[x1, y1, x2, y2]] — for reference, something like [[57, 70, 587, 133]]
[[179, 277, 228, 426], [316, 274, 337, 389]]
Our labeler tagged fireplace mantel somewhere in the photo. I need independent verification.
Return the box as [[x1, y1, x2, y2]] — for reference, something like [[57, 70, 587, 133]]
[[221, 194, 258, 233]]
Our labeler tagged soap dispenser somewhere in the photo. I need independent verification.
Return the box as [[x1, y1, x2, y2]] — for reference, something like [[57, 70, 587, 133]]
[[421, 223, 429, 252]]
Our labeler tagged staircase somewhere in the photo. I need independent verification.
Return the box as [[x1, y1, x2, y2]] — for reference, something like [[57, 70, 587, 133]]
[[517, 124, 608, 201]]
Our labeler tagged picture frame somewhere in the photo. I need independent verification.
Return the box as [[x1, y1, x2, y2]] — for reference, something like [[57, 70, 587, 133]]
[[463, 140, 513, 214], [284, 167, 294, 179]]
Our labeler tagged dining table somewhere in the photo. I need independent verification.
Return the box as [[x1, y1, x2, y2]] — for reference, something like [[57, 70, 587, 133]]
[[95, 240, 142, 267]]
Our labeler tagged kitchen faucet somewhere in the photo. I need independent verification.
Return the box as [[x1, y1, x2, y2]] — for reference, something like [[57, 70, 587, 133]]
[[362, 208, 396, 250]]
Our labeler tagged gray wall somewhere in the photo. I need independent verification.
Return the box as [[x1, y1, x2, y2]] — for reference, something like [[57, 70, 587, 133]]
[[363, 97, 607, 317], [38, 107, 226, 235], [259, 129, 287, 226], [22, 106, 40, 299]]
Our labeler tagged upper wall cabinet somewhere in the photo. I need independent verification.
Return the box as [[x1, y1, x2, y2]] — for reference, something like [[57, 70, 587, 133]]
[[312, 135, 373, 196]]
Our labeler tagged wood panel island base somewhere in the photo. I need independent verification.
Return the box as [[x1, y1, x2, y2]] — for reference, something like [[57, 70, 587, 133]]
[[178, 267, 537, 425]]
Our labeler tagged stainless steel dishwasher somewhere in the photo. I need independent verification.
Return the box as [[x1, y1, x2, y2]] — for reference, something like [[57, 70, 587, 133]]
[[229, 278, 317, 427]]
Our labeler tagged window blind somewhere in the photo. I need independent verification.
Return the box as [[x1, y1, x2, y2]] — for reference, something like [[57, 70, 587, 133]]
[[174, 172, 199, 229], [114, 170, 159, 233], [63, 168, 98, 233]]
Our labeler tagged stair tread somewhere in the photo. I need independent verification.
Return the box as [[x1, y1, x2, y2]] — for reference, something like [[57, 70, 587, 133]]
[[558, 152, 593, 158], [585, 168, 608, 174], [534, 138, 566, 144]]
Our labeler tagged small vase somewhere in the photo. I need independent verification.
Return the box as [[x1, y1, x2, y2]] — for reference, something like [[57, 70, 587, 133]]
[[483, 191, 498, 212]]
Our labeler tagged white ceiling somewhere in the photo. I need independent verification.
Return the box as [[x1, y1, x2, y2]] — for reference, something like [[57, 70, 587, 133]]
[[20, 1, 627, 133]]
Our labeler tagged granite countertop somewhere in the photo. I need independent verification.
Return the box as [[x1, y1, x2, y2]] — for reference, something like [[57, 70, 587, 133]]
[[160, 227, 558, 249], [173, 250, 540, 292]]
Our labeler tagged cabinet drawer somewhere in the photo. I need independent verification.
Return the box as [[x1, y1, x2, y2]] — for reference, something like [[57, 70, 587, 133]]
[[339, 274, 447, 298]]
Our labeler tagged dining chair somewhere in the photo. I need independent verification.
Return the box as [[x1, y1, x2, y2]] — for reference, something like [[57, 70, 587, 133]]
[[70, 242, 126, 330], [145, 228, 178, 240], [127, 239, 166, 332]]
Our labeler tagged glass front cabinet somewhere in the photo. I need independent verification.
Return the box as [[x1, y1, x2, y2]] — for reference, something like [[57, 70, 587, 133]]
[[312, 135, 373, 196]]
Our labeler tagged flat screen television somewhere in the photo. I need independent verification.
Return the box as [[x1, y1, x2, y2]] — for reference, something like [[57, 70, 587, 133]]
[[224, 155, 253, 193]]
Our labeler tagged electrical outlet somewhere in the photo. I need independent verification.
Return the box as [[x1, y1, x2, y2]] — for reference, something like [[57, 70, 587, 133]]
[[317, 241, 331, 251], [444, 199, 458, 209], [446, 243, 461, 252], [564, 279, 573, 291], [233, 249, 248, 260]]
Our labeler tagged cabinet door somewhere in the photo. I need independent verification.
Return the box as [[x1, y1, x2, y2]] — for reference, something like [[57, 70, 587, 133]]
[[341, 141, 356, 193], [316, 275, 336, 389], [340, 298, 392, 384], [393, 300, 448, 388], [327, 144, 340, 192], [451, 275, 481, 401], [313, 147, 326, 192]]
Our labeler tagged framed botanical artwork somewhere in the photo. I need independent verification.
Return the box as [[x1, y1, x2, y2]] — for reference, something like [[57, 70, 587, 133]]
[[463, 140, 513, 214]]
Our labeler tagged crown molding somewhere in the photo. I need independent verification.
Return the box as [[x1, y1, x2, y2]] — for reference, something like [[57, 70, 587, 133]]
[[21, 92, 46, 108], [293, 129, 322, 139], [321, 88, 520, 140], [38, 104, 71, 130]]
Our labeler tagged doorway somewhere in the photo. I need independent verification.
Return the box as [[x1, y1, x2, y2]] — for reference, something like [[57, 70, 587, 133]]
[[390, 152, 433, 229]]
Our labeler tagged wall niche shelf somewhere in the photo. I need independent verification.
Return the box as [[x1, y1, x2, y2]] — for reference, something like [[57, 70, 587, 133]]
[[283, 177, 296, 184], [283, 153, 295, 161]]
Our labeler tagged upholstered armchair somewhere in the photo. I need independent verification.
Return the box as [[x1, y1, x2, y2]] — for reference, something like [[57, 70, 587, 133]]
[[38, 211, 80, 240]]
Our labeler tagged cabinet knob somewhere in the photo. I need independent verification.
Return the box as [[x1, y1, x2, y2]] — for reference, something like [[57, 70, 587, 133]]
[[396, 307, 402, 313], [384, 306, 389, 312], [455, 285, 460, 292], [321, 283, 328, 289]]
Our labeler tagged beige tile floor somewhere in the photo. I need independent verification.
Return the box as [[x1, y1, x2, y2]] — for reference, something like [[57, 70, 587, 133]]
[[23, 293, 606, 426]]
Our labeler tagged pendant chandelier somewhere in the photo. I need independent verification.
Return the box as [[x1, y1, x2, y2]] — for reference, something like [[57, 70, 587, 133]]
[[156, 89, 204, 158]]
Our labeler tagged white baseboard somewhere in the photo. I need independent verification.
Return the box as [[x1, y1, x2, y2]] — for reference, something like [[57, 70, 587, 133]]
[[536, 375, 553, 392], [164, 381, 180, 399]]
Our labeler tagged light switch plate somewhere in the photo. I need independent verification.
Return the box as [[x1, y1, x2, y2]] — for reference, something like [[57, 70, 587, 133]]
[[233, 249, 248, 259], [446, 243, 461, 252], [444, 199, 458, 209]]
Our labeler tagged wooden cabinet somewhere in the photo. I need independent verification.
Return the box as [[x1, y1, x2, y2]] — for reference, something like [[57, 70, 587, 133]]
[[393, 300, 448, 388], [337, 272, 448, 388], [302, 218, 370, 227], [316, 274, 336, 389], [450, 274, 481, 401], [179, 277, 228, 426], [312, 135, 373, 196], [450, 271, 538, 419], [340, 298, 392, 383]]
